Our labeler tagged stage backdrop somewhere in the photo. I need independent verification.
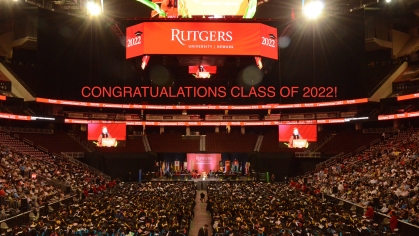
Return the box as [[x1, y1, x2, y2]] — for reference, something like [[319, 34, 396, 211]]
[[187, 153, 221, 173]]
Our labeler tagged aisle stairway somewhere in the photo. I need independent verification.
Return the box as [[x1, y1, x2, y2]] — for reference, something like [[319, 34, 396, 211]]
[[189, 190, 213, 236]]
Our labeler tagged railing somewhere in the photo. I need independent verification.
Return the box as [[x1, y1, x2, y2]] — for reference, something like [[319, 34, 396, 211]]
[[26, 107, 35, 115], [370, 138, 381, 146], [37, 145, 48, 153], [325, 194, 419, 235], [315, 152, 344, 170], [142, 135, 152, 152], [341, 152, 352, 160], [22, 138, 33, 146], [310, 132, 335, 152], [254, 135, 263, 152], [363, 127, 395, 134], [355, 145, 367, 153], [61, 152, 84, 159], [36, 174, 70, 192], [60, 153, 111, 180], [68, 131, 95, 152], [295, 151, 321, 158], [0, 194, 77, 229], [5, 126, 54, 134]]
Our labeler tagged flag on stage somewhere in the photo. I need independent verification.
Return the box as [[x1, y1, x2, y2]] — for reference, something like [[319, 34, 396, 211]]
[[175, 161, 180, 171]]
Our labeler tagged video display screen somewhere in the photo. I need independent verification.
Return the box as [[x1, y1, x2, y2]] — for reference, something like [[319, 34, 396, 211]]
[[278, 125, 317, 148], [187, 153, 221, 173], [178, 0, 248, 16], [88, 123, 126, 147]]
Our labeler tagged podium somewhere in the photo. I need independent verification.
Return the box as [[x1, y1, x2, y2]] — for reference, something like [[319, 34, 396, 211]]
[[197, 71, 210, 78], [292, 139, 307, 148], [101, 138, 116, 147]]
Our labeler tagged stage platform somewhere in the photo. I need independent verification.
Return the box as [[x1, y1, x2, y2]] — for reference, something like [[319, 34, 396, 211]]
[[148, 176, 252, 182], [147, 176, 253, 190]]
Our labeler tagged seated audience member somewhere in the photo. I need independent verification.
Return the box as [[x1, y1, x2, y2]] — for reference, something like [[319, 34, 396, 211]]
[[380, 203, 389, 213], [364, 205, 375, 220], [390, 211, 398, 232]]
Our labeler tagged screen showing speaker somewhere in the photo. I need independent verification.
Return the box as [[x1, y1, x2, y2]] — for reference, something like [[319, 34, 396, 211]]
[[278, 125, 317, 148], [88, 123, 126, 147]]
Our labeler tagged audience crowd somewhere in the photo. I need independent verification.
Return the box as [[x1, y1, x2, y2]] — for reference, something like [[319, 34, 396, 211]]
[[0, 144, 64, 220], [3, 126, 419, 235], [5, 182, 195, 236], [293, 127, 419, 226], [0, 132, 109, 220], [207, 182, 399, 235]]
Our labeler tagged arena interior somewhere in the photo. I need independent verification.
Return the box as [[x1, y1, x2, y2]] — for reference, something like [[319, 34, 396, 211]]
[[1, 0, 419, 235]]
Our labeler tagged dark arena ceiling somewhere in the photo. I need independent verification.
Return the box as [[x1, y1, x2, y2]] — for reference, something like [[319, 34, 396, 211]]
[[2, 0, 419, 104], [2, 0, 419, 21]]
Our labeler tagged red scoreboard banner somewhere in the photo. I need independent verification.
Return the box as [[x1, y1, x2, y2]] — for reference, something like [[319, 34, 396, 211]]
[[36, 97, 368, 110], [378, 111, 419, 120], [126, 22, 278, 59], [397, 93, 419, 101], [64, 119, 347, 126]]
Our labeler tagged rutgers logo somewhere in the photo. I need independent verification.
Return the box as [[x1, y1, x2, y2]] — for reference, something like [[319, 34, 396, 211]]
[[171, 29, 233, 45]]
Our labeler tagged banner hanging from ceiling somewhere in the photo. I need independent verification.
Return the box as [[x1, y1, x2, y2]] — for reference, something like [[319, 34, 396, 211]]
[[126, 22, 278, 59]]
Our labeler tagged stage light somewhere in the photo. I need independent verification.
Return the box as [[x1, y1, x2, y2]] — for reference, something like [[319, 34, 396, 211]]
[[304, 1, 324, 19], [385, 0, 391, 2], [255, 57, 263, 70], [87, 1, 101, 16]]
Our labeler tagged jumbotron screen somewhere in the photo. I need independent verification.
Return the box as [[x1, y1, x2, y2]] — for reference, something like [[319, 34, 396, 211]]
[[278, 125, 317, 148], [179, 0, 248, 16], [150, 0, 249, 17], [88, 123, 126, 147], [187, 153, 221, 173]]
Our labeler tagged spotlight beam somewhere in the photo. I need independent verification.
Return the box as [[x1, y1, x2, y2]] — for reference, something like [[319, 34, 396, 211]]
[[87, 1, 101, 16], [303, 1, 324, 19]]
